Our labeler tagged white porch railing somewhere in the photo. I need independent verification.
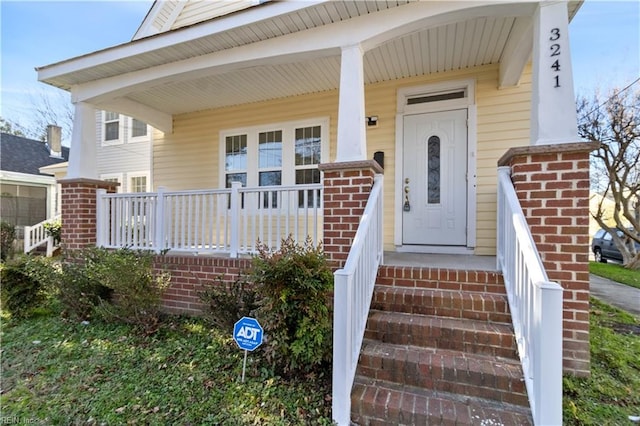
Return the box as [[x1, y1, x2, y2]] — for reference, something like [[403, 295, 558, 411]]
[[332, 174, 384, 426], [496, 166, 563, 426], [96, 182, 322, 256], [24, 215, 61, 257]]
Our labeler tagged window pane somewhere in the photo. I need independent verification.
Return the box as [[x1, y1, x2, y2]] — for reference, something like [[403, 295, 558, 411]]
[[105, 122, 119, 141], [427, 136, 440, 204], [259, 171, 281, 187], [130, 176, 147, 192], [105, 111, 119, 121], [132, 119, 147, 137], [225, 173, 247, 188], [295, 126, 321, 166], [296, 169, 320, 208], [225, 135, 247, 171], [259, 172, 281, 208], [258, 130, 282, 168], [295, 169, 320, 185]]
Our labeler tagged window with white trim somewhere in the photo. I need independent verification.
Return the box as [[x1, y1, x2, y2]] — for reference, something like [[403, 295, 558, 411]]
[[103, 111, 121, 144], [129, 117, 149, 142], [294, 125, 322, 207], [129, 174, 149, 193], [221, 118, 328, 208]]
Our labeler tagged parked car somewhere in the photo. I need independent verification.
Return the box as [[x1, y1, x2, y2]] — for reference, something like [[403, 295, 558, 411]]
[[592, 228, 640, 263]]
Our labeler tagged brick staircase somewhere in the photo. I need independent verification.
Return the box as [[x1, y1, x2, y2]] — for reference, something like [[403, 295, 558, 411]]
[[351, 265, 533, 425]]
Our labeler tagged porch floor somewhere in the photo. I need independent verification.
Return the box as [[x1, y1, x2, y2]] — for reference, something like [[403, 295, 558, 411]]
[[382, 252, 498, 271]]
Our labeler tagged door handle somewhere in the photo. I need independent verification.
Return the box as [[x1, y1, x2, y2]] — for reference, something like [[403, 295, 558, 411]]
[[403, 180, 410, 211]]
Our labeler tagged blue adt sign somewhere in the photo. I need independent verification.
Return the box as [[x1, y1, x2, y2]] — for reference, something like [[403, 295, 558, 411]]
[[233, 317, 263, 351]]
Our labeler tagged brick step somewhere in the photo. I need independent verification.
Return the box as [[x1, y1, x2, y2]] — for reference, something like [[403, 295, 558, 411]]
[[356, 340, 529, 407], [371, 285, 512, 323], [351, 376, 532, 426], [376, 266, 506, 295], [365, 310, 518, 359]]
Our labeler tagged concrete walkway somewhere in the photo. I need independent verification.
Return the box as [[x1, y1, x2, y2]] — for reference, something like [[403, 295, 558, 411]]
[[590, 274, 640, 317]]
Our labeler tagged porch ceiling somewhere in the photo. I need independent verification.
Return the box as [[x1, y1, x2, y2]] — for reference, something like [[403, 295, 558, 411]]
[[38, 1, 582, 121], [124, 14, 521, 116]]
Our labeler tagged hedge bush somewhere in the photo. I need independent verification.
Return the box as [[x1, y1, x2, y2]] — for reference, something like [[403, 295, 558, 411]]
[[251, 237, 333, 377]]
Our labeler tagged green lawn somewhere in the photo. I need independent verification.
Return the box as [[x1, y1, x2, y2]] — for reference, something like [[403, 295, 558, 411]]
[[0, 307, 332, 425], [563, 298, 640, 425], [590, 261, 640, 290], [3, 298, 639, 425]]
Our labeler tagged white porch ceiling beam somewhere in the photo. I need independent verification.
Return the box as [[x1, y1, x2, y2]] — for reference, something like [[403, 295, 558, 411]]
[[499, 16, 533, 88], [71, 1, 539, 106], [92, 97, 173, 133]]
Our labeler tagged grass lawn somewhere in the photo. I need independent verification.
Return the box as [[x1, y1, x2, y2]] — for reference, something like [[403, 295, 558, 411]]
[[0, 306, 332, 425], [3, 299, 639, 425], [563, 298, 640, 425], [590, 261, 640, 290]]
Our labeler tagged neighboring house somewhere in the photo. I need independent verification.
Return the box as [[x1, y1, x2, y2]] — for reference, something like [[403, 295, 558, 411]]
[[95, 110, 152, 193], [40, 111, 152, 193], [0, 127, 69, 233], [37, 1, 595, 424]]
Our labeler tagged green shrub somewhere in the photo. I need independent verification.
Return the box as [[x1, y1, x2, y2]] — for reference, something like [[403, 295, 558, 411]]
[[85, 248, 170, 334], [199, 273, 258, 331], [52, 251, 113, 320], [0, 256, 49, 317], [50, 248, 170, 333], [0, 221, 16, 261], [251, 236, 333, 377]]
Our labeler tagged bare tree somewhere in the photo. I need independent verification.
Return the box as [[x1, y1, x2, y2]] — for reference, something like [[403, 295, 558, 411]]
[[578, 85, 640, 269], [28, 90, 74, 143]]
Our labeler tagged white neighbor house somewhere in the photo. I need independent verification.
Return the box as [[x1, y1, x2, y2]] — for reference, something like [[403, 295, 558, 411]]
[[37, 1, 596, 424]]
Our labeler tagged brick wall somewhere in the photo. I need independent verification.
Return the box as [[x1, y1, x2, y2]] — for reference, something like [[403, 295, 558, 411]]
[[319, 160, 384, 268], [499, 142, 598, 377], [59, 178, 118, 251], [155, 255, 252, 314]]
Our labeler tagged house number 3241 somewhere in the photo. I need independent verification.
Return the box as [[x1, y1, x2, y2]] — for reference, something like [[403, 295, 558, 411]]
[[549, 28, 561, 88]]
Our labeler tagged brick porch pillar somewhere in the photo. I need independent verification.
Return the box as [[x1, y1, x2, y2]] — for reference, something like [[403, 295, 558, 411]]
[[319, 160, 384, 269], [499, 142, 598, 377], [59, 178, 119, 251]]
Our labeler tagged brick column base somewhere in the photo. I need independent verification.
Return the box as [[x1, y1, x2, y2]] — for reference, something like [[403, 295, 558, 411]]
[[319, 160, 384, 269], [59, 178, 119, 251], [499, 142, 598, 377]]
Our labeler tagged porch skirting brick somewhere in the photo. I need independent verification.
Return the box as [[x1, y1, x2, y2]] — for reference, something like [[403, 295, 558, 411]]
[[500, 141, 598, 377], [154, 255, 252, 315]]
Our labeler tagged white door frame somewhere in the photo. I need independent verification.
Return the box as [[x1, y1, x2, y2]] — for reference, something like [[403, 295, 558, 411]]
[[394, 79, 477, 253]]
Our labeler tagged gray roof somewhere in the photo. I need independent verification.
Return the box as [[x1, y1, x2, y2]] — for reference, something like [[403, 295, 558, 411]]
[[0, 133, 70, 176]]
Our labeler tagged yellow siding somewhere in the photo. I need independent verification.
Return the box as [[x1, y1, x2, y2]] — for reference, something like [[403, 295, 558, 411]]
[[153, 63, 533, 255]]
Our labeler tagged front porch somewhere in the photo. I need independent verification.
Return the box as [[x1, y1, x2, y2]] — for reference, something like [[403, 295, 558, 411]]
[[41, 1, 593, 424]]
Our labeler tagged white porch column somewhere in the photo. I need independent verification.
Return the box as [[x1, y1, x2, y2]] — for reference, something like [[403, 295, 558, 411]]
[[336, 44, 367, 162], [530, 1, 579, 146], [67, 102, 98, 179]]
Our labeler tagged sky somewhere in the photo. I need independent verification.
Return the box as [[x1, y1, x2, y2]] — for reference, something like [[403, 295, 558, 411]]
[[0, 0, 639, 139]]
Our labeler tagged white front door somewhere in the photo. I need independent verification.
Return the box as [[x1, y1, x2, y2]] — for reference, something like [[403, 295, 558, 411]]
[[402, 109, 467, 246]]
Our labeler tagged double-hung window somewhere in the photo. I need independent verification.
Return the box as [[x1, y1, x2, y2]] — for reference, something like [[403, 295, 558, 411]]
[[130, 118, 148, 141], [103, 111, 121, 144], [221, 118, 328, 209]]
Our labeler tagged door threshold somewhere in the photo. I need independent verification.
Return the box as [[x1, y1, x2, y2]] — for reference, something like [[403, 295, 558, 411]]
[[396, 245, 474, 255]]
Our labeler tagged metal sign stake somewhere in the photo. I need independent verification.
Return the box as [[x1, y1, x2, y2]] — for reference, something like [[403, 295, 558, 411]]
[[241, 349, 248, 382]]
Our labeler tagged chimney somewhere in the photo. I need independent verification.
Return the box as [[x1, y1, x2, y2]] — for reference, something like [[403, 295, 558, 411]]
[[47, 125, 62, 158]]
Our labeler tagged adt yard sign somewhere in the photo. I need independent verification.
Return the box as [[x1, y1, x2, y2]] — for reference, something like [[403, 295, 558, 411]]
[[233, 317, 263, 351]]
